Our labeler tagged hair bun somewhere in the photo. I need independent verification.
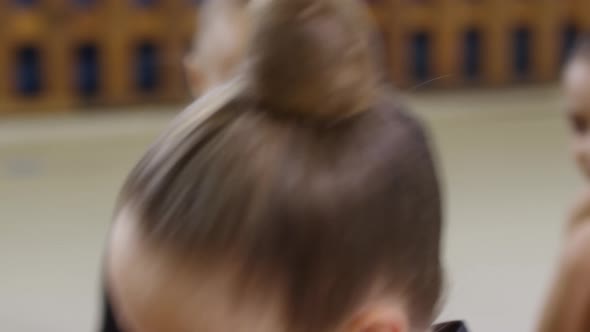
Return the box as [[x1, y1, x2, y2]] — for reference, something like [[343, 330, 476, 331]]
[[245, 0, 377, 121]]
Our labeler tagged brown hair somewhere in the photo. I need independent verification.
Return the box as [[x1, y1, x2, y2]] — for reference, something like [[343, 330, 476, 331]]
[[119, 0, 443, 330]]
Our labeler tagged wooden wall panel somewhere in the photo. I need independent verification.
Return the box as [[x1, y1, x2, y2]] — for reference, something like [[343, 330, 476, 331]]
[[1, 0, 197, 112], [376, 0, 590, 88], [0, 2, 8, 111], [2, 1, 590, 111], [3, 1, 64, 111]]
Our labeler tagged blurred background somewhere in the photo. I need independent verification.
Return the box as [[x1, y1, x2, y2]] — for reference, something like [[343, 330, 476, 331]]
[[0, 1, 588, 331]]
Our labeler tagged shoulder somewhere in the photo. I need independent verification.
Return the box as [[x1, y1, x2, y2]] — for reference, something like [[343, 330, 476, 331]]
[[538, 222, 590, 332], [567, 188, 590, 233], [562, 222, 590, 277]]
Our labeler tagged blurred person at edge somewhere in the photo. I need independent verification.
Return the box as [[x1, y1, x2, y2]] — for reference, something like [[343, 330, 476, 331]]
[[537, 37, 590, 332], [183, 0, 252, 97]]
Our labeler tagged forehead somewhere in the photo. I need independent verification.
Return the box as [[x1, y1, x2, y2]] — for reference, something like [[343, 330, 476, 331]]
[[106, 211, 284, 332]]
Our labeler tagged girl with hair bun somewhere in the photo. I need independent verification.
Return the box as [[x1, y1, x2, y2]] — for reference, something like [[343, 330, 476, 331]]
[[101, 0, 467, 331]]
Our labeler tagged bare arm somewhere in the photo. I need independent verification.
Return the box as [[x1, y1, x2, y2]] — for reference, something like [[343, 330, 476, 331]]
[[537, 223, 590, 332]]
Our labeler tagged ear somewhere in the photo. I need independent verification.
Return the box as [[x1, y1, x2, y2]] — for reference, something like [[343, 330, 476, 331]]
[[345, 305, 409, 332]]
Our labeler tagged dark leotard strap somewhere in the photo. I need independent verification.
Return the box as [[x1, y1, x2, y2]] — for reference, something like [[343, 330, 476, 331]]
[[433, 321, 470, 332], [100, 287, 123, 332]]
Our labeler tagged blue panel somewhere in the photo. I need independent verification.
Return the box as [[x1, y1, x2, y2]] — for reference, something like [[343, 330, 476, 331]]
[[73, 0, 97, 7], [76, 44, 100, 97], [13, 0, 37, 6], [412, 32, 431, 81], [562, 24, 579, 64], [135, 42, 160, 93], [135, 0, 157, 7], [463, 29, 482, 80], [513, 27, 532, 78], [16, 46, 42, 96]]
